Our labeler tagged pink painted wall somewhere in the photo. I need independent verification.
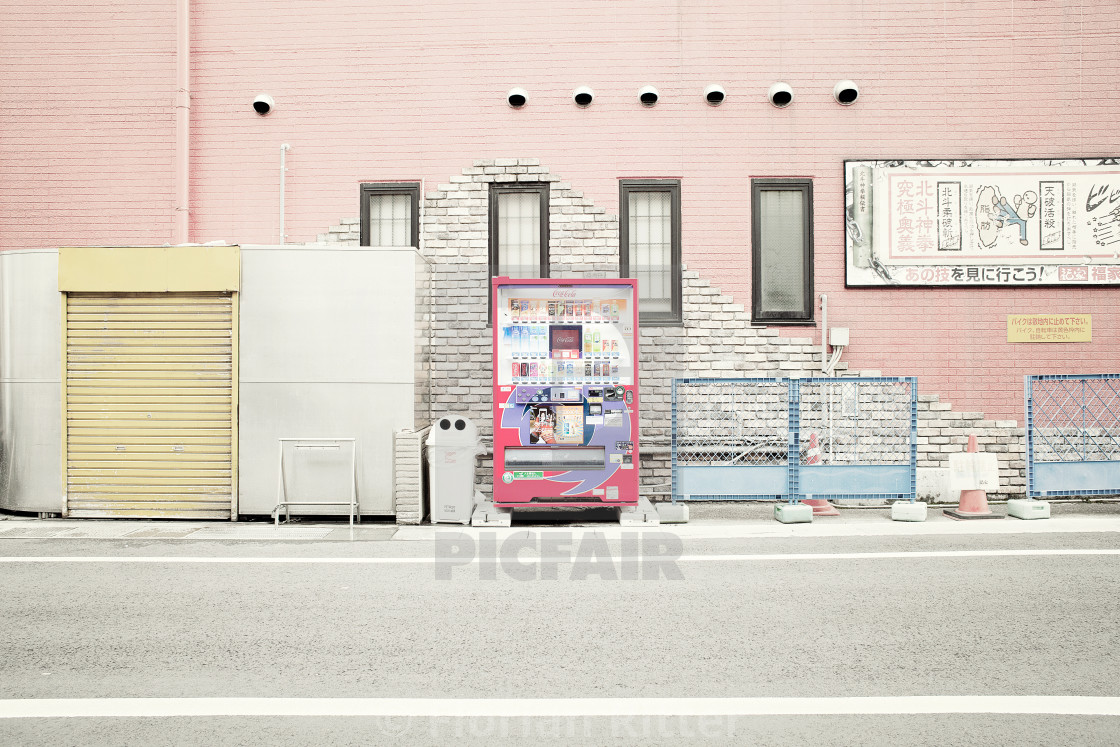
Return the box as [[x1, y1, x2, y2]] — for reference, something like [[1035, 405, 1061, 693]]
[[0, 1, 176, 248], [3, 1, 1120, 421]]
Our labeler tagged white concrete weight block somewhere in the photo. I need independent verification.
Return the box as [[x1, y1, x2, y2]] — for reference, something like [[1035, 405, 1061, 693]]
[[1007, 499, 1050, 520], [891, 501, 928, 522], [774, 503, 813, 524], [655, 502, 689, 524]]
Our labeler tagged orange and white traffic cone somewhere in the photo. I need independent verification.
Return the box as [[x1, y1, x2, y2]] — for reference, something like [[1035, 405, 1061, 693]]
[[802, 432, 840, 516], [944, 434, 1000, 520]]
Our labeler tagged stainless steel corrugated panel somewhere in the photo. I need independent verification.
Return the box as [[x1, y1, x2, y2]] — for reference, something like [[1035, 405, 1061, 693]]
[[0, 249, 63, 513], [65, 293, 234, 519]]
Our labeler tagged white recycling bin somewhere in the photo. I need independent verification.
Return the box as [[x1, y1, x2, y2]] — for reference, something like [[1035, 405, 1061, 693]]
[[426, 415, 483, 524]]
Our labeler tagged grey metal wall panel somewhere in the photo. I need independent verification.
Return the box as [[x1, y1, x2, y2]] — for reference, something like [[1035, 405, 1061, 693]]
[[238, 383, 412, 515], [0, 250, 63, 512], [238, 247, 420, 516], [239, 247, 418, 383]]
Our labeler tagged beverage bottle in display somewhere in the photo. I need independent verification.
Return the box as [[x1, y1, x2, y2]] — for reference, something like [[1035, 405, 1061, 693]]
[[512, 326, 521, 357], [538, 326, 547, 358], [602, 302, 610, 319], [575, 301, 583, 321], [592, 330, 601, 355], [529, 362, 538, 380], [611, 302, 619, 321], [584, 332, 592, 356], [510, 299, 519, 322], [611, 364, 620, 382]]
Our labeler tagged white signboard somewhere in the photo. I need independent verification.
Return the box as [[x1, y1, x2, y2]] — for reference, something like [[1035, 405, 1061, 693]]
[[948, 452, 1001, 492], [845, 158, 1120, 286]]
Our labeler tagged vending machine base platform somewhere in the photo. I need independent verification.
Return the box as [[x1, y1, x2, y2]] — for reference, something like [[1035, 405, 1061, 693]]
[[468, 498, 660, 527]]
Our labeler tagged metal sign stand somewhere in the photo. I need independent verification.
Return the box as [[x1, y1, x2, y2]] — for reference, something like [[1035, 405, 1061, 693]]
[[273, 438, 359, 527]]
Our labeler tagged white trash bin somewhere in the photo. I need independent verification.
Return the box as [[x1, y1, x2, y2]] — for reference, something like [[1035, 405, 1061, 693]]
[[426, 415, 483, 524]]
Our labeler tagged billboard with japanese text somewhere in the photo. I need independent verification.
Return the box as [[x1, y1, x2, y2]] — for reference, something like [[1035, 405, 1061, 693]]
[[845, 158, 1120, 286]]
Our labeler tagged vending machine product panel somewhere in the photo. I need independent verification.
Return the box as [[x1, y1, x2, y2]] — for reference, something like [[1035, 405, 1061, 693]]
[[492, 278, 639, 506]]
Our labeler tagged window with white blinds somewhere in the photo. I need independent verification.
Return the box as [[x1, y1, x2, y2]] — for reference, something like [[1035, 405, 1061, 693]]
[[360, 183, 419, 247], [489, 184, 549, 280], [752, 180, 813, 323], [620, 180, 681, 324]]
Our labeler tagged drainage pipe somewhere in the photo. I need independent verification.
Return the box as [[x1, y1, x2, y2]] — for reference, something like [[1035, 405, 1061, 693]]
[[820, 294, 828, 373], [279, 144, 291, 243], [173, 0, 190, 243]]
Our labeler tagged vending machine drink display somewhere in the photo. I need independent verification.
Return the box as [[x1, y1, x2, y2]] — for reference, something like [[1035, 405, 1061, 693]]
[[492, 278, 639, 507]]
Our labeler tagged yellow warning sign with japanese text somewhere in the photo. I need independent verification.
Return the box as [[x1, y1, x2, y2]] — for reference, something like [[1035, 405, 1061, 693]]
[[1007, 314, 1091, 343]]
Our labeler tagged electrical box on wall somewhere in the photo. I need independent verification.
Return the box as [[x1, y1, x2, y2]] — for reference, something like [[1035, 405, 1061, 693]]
[[830, 327, 850, 347]]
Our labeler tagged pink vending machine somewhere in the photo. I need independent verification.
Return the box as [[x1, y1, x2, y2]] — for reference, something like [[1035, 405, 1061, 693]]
[[492, 277, 639, 507]]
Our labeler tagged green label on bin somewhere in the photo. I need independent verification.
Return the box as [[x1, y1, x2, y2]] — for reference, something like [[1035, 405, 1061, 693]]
[[513, 471, 544, 480]]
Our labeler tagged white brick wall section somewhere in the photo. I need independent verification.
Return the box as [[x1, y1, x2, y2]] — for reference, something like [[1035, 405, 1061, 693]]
[[393, 427, 429, 524], [339, 160, 1036, 504]]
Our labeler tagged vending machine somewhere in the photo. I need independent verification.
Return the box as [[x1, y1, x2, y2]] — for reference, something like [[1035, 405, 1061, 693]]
[[492, 278, 639, 507]]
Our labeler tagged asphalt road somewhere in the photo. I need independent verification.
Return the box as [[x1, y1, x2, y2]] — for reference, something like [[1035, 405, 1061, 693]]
[[1, 525, 1118, 745]]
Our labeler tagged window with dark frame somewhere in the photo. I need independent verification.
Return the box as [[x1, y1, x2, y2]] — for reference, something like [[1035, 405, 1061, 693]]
[[751, 179, 813, 324], [620, 179, 682, 324], [360, 183, 420, 247], [489, 183, 550, 281]]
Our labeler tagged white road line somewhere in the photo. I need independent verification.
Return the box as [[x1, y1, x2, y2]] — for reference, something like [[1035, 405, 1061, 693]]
[[0, 549, 1118, 564], [1, 696, 1119, 719]]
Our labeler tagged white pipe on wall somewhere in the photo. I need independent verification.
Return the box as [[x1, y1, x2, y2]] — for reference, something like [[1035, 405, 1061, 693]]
[[279, 144, 291, 244], [821, 294, 828, 373], [173, 0, 190, 243]]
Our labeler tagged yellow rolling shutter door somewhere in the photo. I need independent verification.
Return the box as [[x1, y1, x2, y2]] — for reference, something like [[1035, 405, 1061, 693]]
[[65, 293, 235, 519]]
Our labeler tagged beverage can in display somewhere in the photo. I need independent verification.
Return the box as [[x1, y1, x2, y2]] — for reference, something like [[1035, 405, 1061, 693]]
[[584, 363, 592, 380], [529, 362, 538, 379], [611, 364, 619, 381], [512, 362, 520, 381], [601, 303, 610, 319], [548, 301, 557, 320]]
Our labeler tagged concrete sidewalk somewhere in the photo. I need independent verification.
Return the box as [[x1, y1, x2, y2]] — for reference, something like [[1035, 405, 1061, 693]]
[[0, 501, 1117, 542]]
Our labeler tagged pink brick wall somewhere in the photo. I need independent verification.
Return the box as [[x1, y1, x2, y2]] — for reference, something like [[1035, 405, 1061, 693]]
[[3, 1, 1119, 421], [0, 1, 176, 249]]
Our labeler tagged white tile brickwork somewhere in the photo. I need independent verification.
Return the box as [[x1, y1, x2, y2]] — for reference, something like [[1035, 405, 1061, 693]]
[[392, 427, 429, 524], [319, 159, 1027, 520]]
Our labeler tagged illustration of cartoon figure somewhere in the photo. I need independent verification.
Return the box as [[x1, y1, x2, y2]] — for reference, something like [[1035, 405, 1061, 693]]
[[991, 188, 1038, 245]]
